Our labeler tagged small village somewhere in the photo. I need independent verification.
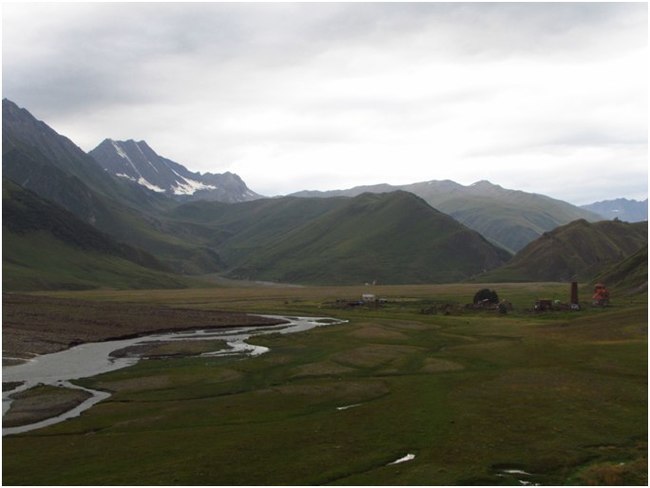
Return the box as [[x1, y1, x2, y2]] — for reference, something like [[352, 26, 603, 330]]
[[330, 282, 612, 316]]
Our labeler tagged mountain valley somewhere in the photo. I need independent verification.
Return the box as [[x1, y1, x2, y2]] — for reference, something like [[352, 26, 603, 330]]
[[2, 98, 647, 291], [2, 100, 647, 488]]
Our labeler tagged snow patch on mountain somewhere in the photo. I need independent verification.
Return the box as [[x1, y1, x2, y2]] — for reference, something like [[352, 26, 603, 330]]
[[90, 138, 262, 203], [172, 176, 217, 195], [112, 141, 130, 161], [137, 177, 165, 193], [134, 142, 160, 173], [111, 140, 143, 178], [115, 172, 164, 192]]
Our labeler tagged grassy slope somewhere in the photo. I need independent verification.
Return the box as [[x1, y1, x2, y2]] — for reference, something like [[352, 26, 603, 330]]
[[2, 101, 223, 275], [2, 144, 222, 275], [293, 180, 602, 253], [479, 219, 648, 283], [3, 284, 646, 485], [593, 246, 648, 295], [226, 192, 511, 285], [3, 232, 191, 291], [415, 182, 602, 254], [166, 196, 349, 263], [2, 180, 191, 291], [437, 196, 566, 253]]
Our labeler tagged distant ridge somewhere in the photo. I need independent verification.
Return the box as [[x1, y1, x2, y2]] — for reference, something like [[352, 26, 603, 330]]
[[477, 219, 648, 283], [292, 179, 602, 253], [90, 139, 262, 203], [581, 198, 648, 223]]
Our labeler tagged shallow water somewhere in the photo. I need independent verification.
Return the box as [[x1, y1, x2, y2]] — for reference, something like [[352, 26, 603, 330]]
[[388, 454, 416, 465], [2, 315, 345, 436]]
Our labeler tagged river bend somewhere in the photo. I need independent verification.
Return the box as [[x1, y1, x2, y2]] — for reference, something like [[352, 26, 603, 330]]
[[3, 315, 345, 436]]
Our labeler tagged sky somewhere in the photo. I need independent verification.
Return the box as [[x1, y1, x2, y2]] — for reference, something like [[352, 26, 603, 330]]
[[2, 2, 648, 204]]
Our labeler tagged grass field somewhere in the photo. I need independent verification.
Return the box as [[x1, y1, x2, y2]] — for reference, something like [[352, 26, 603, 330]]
[[2, 283, 647, 485]]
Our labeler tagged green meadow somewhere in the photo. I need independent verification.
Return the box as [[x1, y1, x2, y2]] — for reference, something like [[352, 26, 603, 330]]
[[2, 283, 647, 485]]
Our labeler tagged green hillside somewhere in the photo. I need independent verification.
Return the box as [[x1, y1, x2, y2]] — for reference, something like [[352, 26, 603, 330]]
[[433, 194, 589, 253], [226, 191, 512, 285], [7, 99, 633, 290], [478, 219, 648, 282], [167, 196, 349, 263], [2, 180, 191, 291], [2, 100, 225, 275], [592, 246, 648, 295], [293, 180, 602, 253]]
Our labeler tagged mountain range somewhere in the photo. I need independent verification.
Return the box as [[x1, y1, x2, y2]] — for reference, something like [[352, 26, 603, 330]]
[[170, 191, 511, 285], [2, 98, 647, 291], [293, 180, 603, 253], [90, 139, 262, 203], [581, 198, 648, 223]]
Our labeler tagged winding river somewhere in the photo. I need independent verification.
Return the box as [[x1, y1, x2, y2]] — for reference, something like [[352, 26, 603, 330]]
[[2, 315, 346, 436]]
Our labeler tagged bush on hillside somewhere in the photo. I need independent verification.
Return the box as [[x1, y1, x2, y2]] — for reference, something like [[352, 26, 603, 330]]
[[473, 288, 499, 304]]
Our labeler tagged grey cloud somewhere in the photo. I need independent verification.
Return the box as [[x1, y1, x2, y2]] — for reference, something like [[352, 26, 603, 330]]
[[464, 134, 647, 161], [5, 3, 646, 113], [2, 3, 646, 202]]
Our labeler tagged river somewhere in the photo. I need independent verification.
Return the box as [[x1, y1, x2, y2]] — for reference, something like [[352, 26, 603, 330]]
[[3, 315, 345, 436]]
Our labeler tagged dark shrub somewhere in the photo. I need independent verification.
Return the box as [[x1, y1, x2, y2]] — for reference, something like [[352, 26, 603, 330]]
[[473, 288, 499, 304]]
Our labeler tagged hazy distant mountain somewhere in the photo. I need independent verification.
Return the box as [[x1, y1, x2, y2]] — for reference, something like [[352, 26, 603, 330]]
[[581, 198, 648, 222], [292, 180, 602, 253], [90, 139, 262, 203], [478, 219, 647, 283]]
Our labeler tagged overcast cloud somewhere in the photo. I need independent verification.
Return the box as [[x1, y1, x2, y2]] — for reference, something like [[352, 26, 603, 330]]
[[2, 2, 647, 203]]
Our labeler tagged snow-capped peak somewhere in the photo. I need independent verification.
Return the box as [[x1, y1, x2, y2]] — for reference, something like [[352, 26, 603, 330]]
[[89, 138, 262, 203]]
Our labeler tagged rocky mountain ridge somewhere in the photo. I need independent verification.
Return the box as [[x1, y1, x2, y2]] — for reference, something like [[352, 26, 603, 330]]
[[90, 138, 262, 203]]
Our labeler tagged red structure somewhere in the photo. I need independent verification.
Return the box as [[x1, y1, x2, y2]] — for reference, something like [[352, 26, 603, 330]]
[[592, 283, 610, 306]]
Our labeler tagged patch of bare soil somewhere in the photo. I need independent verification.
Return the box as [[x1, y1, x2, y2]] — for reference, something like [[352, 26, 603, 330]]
[[3, 381, 24, 392], [2, 293, 284, 360], [3, 385, 92, 427], [109, 340, 227, 359], [93, 375, 174, 394], [331, 344, 423, 369], [347, 324, 408, 341], [421, 357, 465, 373], [291, 361, 355, 378], [256, 380, 390, 404]]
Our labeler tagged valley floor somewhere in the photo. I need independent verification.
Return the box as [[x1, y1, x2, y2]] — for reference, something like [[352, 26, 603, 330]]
[[2, 283, 647, 485], [2, 293, 283, 362]]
